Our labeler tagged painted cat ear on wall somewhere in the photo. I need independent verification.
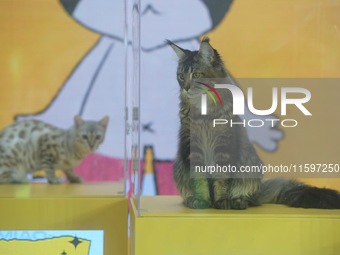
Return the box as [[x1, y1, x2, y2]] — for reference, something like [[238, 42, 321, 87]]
[[99, 116, 109, 129], [74, 115, 84, 129], [166, 40, 186, 60], [198, 37, 215, 62], [59, 0, 80, 15], [201, 0, 234, 29]]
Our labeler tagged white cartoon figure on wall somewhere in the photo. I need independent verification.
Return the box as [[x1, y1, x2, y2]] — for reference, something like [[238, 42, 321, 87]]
[[16, 0, 283, 166]]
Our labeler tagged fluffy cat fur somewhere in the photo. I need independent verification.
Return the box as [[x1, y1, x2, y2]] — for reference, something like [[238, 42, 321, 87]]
[[0, 115, 109, 184], [168, 38, 340, 209]]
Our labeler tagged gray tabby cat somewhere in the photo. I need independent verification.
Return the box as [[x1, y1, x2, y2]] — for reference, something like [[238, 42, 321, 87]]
[[0, 115, 109, 184], [169, 38, 340, 209]]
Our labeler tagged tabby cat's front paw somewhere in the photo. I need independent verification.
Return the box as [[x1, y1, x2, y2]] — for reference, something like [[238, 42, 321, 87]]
[[47, 178, 63, 184], [214, 197, 248, 210], [184, 196, 211, 209], [68, 176, 83, 183]]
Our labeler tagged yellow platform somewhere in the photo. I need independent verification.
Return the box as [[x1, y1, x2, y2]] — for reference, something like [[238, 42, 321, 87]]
[[131, 196, 340, 255], [0, 182, 128, 255]]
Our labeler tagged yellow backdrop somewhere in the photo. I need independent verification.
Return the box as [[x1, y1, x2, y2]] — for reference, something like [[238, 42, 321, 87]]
[[0, 0, 339, 189]]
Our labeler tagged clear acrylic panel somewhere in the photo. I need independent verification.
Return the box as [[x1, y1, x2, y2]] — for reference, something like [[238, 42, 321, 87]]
[[126, 0, 142, 215]]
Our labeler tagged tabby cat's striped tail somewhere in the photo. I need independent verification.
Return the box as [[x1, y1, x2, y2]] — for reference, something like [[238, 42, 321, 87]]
[[258, 179, 340, 209]]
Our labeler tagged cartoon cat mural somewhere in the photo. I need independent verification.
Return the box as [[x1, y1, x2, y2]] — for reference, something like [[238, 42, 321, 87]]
[[17, 0, 282, 166]]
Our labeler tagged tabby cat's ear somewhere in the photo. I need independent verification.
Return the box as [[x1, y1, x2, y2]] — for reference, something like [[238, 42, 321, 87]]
[[99, 116, 109, 129], [74, 115, 84, 129], [198, 38, 215, 62], [166, 40, 186, 60]]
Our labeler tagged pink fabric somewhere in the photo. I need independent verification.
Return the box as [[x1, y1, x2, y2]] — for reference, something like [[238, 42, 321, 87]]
[[75, 153, 125, 182], [154, 161, 179, 195]]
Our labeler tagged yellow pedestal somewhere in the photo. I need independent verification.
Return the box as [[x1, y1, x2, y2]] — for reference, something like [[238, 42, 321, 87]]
[[0, 182, 128, 255], [131, 196, 340, 255]]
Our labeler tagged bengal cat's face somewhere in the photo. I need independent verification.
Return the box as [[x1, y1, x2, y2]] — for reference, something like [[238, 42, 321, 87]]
[[74, 115, 109, 152]]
